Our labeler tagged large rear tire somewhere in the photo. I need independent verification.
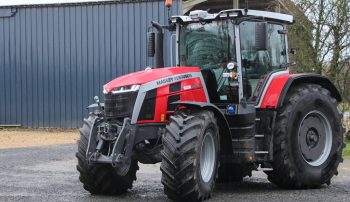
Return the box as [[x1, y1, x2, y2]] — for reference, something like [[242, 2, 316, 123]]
[[266, 84, 343, 188], [161, 110, 219, 201], [76, 115, 139, 195]]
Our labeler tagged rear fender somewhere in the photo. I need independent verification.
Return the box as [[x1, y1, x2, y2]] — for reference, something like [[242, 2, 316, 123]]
[[277, 74, 342, 107]]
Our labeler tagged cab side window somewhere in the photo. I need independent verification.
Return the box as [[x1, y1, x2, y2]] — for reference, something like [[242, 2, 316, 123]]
[[239, 21, 287, 101]]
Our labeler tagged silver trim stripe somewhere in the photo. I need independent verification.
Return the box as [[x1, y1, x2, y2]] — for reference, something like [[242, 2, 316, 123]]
[[131, 71, 208, 124], [235, 24, 244, 101], [255, 69, 289, 108]]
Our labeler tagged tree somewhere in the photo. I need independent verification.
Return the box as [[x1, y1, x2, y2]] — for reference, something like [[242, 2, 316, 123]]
[[279, 0, 350, 105]]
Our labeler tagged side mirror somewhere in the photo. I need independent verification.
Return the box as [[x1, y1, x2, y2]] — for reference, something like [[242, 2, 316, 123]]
[[289, 48, 297, 55], [278, 29, 288, 34], [147, 32, 155, 57], [255, 22, 267, 51]]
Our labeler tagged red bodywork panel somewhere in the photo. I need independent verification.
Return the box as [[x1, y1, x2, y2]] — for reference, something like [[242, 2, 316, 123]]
[[259, 72, 296, 109], [102, 66, 206, 124], [137, 77, 207, 124], [104, 65, 301, 121], [104, 67, 201, 93]]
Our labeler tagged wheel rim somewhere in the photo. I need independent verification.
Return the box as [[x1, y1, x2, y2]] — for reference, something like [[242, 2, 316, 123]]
[[200, 131, 216, 183], [298, 110, 332, 166]]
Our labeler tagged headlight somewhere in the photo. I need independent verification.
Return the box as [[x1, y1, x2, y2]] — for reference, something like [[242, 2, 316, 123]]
[[103, 87, 108, 94], [109, 84, 140, 94]]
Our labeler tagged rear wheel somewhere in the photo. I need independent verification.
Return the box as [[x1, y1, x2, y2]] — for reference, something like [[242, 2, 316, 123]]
[[76, 115, 138, 195], [266, 84, 343, 188], [161, 110, 219, 201]]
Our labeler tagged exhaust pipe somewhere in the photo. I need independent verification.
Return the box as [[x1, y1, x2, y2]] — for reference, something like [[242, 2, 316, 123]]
[[151, 21, 164, 68]]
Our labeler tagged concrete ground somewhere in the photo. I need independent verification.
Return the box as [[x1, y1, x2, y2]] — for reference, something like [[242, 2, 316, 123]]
[[0, 131, 349, 202]]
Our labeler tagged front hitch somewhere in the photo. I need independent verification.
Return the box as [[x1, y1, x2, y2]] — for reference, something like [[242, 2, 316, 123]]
[[86, 117, 136, 176]]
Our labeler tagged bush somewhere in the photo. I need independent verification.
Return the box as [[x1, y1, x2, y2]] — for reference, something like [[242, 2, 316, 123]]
[[344, 117, 350, 140]]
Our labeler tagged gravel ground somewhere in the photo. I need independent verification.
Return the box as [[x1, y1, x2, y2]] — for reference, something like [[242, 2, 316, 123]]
[[0, 143, 349, 202]]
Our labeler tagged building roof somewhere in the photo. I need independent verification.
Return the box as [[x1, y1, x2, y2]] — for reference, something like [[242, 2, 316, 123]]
[[0, 0, 122, 7]]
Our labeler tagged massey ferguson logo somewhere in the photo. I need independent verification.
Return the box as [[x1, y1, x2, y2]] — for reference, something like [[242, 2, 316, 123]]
[[156, 74, 193, 86]]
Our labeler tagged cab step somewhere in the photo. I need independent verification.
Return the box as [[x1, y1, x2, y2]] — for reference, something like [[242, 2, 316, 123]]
[[255, 151, 269, 154], [257, 164, 273, 171]]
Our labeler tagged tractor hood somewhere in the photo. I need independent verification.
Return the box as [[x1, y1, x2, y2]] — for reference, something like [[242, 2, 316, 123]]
[[103, 67, 200, 93]]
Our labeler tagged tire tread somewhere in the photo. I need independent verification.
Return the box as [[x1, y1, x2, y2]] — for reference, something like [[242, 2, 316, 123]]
[[266, 84, 343, 188], [161, 110, 218, 201]]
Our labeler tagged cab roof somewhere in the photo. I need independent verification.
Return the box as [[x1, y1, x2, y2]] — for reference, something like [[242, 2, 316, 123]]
[[171, 9, 294, 24]]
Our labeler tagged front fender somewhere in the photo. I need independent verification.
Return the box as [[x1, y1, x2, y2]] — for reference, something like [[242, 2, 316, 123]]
[[171, 102, 229, 129], [171, 101, 233, 154]]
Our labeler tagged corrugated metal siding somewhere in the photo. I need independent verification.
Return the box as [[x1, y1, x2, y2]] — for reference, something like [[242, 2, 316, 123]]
[[0, 0, 182, 128]]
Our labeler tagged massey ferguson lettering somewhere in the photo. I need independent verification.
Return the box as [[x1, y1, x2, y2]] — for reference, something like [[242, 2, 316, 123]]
[[175, 74, 192, 81], [157, 77, 174, 85], [156, 74, 193, 85]]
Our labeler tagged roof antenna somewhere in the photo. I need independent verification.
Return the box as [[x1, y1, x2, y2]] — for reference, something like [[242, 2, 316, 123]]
[[244, 8, 248, 16], [243, 0, 248, 16]]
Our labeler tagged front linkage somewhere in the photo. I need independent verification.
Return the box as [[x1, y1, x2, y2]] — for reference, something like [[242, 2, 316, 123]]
[[86, 117, 136, 176], [86, 97, 137, 176], [85, 96, 164, 177]]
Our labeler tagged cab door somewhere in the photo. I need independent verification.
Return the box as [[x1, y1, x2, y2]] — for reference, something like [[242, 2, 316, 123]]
[[239, 21, 288, 102]]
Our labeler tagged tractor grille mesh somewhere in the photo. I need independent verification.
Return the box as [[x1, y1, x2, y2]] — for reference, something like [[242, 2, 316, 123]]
[[104, 92, 138, 118]]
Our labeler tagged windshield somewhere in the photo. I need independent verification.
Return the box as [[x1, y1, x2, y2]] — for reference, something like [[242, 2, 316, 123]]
[[179, 20, 236, 69]]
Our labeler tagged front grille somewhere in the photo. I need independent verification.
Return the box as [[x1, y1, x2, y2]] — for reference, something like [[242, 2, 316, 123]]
[[138, 89, 157, 121], [104, 92, 138, 118]]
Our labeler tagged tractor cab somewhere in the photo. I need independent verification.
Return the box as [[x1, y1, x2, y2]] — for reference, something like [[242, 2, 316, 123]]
[[171, 9, 293, 107]]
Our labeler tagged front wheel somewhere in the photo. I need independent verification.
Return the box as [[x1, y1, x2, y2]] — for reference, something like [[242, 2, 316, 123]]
[[266, 84, 344, 188], [76, 115, 138, 195], [161, 110, 220, 201]]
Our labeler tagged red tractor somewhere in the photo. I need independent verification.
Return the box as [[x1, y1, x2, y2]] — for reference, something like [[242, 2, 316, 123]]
[[76, 8, 344, 201]]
